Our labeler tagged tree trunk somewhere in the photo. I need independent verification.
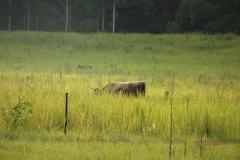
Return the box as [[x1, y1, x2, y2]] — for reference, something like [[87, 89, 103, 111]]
[[112, 0, 116, 33], [97, 16, 99, 32], [27, 0, 31, 30], [35, 0, 38, 31], [35, 14, 38, 31], [65, 0, 69, 32], [13, 11, 16, 30], [23, 13, 26, 30], [68, 0, 72, 32], [101, 8, 105, 32], [8, 0, 12, 32]]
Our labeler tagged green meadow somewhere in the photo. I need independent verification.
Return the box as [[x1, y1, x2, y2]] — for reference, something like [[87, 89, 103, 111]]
[[0, 32, 240, 160]]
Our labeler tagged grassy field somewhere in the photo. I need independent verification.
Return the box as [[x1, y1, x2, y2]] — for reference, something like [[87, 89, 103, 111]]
[[0, 31, 240, 159]]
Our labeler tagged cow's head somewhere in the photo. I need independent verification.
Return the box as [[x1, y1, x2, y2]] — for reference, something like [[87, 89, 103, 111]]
[[90, 87, 101, 94], [93, 88, 100, 93]]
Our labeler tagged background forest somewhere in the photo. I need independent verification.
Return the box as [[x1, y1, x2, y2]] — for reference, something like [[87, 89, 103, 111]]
[[0, 0, 240, 34]]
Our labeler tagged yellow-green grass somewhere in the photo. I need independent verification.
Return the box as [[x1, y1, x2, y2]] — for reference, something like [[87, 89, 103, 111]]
[[1, 131, 239, 160], [0, 31, 240, 159]]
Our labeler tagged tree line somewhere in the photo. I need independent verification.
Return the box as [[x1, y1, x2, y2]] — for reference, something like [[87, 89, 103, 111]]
[[0, 0, 239, 34]]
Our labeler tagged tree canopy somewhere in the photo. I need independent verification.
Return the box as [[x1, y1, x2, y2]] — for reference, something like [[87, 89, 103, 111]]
[[0, 0, 239, 34]]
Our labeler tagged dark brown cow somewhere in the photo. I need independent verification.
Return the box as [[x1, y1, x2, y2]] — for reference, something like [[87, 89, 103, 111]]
[[94, 81, 146, 96]]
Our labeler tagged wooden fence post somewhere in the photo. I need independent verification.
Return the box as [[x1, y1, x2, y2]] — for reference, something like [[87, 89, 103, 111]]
[[64, 93, 68, 135]]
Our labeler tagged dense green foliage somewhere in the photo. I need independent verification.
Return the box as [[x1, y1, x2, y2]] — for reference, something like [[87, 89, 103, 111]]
[[0, 0, 239, 33]]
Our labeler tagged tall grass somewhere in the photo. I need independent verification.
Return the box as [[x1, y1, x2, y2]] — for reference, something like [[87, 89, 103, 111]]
[[0, 32, 239, 142]]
